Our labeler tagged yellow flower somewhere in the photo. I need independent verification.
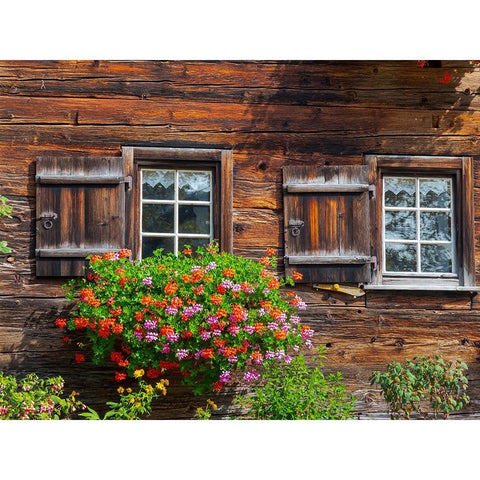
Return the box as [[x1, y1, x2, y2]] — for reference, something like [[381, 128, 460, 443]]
[[207, 399, 218, 410], [71, 391, 79, 397], [130, 398, 135, 404], [135, 402, 141, 407], [134, 369, 145, 378], [197, 407, 204, 414], [126, 388, 132, 394], [117, 387, 125, 394], [145, 385, 153, 395]]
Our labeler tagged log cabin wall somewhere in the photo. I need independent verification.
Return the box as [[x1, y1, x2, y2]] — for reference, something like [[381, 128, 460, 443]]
[[2, 60, 480, 418]]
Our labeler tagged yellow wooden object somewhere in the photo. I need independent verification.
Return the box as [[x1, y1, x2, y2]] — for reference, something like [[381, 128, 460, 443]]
[[313, 283, 365, 298]]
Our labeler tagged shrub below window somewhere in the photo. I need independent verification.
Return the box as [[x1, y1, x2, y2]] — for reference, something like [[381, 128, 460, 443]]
[[234, 347, 356, 420], [371, 355, 470, 419]]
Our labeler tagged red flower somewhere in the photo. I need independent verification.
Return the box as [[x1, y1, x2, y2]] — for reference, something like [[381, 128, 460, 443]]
[[146, 368, 161, 379], [210, 293, 223, 305], [115, 372, 127, 382], [202, 348, 215, 359], [110, 351, 123, 363], [212, 382, 223, 392], [268, 277, 280, 290], [118, 248, 131, 258], [182, 247, 192, 255], [222, 268, 235, 278], [75, 353, 85, 363], [164, 282, 178, 295], [193, 285, 204, 295], [55, 318, 67, 329], [292, 271, 303, 281], [62, 336, 71, 343], [274, 330, 287, 340]]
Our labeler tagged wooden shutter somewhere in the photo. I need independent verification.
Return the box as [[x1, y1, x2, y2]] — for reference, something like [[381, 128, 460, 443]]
[[283, 165, 374, 283], [36, 157, 127, 276]]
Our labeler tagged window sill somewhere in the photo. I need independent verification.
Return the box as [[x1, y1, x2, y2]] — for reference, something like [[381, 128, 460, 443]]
[[362, 284, 480, 293]]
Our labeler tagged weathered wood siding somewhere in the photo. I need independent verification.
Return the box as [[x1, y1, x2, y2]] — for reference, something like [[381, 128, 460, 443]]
[[2, 60, 480, 418]]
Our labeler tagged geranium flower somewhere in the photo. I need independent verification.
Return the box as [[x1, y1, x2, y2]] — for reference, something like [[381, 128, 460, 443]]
[[75, 353, 85, 363]]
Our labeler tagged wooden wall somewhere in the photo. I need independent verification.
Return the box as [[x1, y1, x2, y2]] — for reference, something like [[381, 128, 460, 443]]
[[2, 60, 480, 418]]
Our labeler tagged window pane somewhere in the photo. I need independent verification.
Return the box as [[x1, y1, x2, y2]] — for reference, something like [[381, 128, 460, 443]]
[[178, 237, 211, 252], [142, 204, 174, 233], [420, 212, 451, 241], [178, 171, 211, 201], [421, 244, 453, 273], [420, 178, 451, 208], [142, 170, 175, 200], [384, 177, 416, 207], [385, 211, 416, 240], [178, 205, 210, 234], [385, 243, 417, 272], [142, 236, 174, 257]]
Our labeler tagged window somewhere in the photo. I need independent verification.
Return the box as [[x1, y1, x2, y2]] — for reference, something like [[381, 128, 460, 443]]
[[140, 168, 214, 257], [35, 147, 233, 276], [383, 176, 456, 276], [282, 156, 476, 291], [367, 155, 476, 290]]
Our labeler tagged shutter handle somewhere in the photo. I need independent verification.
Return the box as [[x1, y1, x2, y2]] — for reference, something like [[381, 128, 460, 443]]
[[288, 220, 304, 237], [39, 212, 58, 230]]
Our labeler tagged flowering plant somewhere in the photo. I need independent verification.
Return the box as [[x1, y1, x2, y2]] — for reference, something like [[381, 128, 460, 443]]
[[57, 243, 313, 394], [0, 372, 85, 420], [80, 379, 169, 420]]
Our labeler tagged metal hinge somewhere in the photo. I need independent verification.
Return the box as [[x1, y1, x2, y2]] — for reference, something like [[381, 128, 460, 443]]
[[124, 175, 132, 191]]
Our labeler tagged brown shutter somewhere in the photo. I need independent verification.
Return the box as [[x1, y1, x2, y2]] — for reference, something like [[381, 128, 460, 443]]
[[36, 157, 127, 276], [283, 165, 374, 283]]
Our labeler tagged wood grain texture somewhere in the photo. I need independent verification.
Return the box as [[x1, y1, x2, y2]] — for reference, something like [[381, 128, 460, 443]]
[[2, 61, 480, 418]]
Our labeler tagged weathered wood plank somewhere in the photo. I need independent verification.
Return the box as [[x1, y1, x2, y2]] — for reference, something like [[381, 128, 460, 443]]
[[4, 96, 480, 138]]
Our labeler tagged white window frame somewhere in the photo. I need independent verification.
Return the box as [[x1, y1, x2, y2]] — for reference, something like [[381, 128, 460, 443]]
[[382, 175, 457, 278], [140, 168, 214, 258]]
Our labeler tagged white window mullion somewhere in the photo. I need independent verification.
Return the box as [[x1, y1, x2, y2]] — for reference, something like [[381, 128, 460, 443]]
[[416, 178, 421, 273]]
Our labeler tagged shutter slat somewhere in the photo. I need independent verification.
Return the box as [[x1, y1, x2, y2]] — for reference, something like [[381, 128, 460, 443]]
[[36, 175, 126, 184], [283, 165, 372, 283], [284, 183, 369, 193], [36, 157, 126, 276], [36, 248, 117, 258], [287, 255, 373, 265]]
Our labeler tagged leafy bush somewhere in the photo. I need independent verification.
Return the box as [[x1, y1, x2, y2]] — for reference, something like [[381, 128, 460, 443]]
[[0, 195, 12, 254], [371, 355, 470, 419], [234, 348, 355, 419], [0, 372, 85, 419], [56, 243, 312, 395]]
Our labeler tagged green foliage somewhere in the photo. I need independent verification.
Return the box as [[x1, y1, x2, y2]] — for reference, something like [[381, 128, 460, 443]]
[[0, 195, 12, 254], [371, 355, 470, 419], [0, 195, 12, 219], [0, 372, 85, 419], [234, 348, 355, 420], [79, 379, 169, 420], [57, 243, 311, 395]]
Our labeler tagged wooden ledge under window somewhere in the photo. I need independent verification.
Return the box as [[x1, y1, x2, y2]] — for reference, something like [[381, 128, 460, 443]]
[[362, 284, 480, 293]]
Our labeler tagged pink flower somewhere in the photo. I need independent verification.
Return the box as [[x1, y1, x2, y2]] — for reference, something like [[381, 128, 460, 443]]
[[243, 370, 261, 382], [165, 306, 178, 315], [145, 331, 158, 342], [142, 276, 153, 286], [243, 325, 254, 334], [176, 349, 189, 360], [219, 370, 231, 383]]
